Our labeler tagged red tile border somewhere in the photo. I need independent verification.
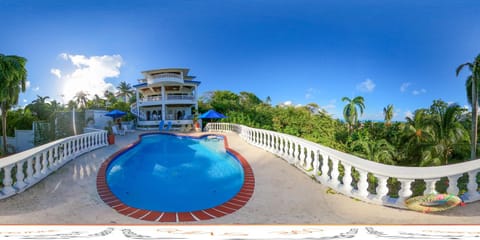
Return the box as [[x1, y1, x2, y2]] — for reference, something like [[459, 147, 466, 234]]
[[96, 132, 255, 222], [158, 212, 177, 222], [191, 210, 214, 220]]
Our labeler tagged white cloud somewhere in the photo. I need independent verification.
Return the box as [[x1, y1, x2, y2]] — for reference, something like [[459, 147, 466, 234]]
[[23, 99, 27, 103], [33, 86, 40, 91], [295, 104, 303, 108], [412, 88, 426, 95], [305, 88, 318, 99], [356, 78, 375, 93], [400, 82, 411, 92], [25, 80, 31, 89], [282, 100, 293, 106], [55, 53, 123, 101], [50, 68, 62, 78], [405, 110, 413, 119], [321, 99, 336, 110]]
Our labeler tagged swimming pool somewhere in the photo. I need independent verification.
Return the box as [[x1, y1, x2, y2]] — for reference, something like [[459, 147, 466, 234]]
[[97, 133, 255, 222]]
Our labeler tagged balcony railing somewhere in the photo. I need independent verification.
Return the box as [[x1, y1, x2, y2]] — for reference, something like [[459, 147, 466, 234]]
[[0, 130, 108, 199], [166, 94, 194, 100], [138, 94, 194, 103], [205, 122, 480, 208]]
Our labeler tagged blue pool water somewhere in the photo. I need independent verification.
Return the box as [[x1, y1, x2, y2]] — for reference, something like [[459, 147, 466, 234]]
[[106, 134, 244, 212]]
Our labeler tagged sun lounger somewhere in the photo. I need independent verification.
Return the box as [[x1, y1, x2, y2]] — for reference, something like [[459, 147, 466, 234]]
[[112, 125, 125, 136]]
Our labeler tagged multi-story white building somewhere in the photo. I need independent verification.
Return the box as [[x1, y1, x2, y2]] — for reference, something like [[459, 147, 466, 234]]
[[130, 68, 200, 129]]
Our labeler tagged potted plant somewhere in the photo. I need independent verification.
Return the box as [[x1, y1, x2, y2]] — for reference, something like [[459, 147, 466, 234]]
[[105, 121, 115, 145], [193, 113, 201, 132]]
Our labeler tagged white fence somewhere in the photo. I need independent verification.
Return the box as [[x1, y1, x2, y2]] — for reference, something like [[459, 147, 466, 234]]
[[0, 130, 108, 199], [205, 122, 480, 208]]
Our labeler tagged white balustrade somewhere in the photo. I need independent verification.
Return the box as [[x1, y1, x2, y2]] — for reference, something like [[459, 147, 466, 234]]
[[0, 130, 108, 200], [205, 122, 480, 208]]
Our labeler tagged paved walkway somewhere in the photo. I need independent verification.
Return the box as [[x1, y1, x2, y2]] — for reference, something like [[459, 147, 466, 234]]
[[0, 131, 479, 224]]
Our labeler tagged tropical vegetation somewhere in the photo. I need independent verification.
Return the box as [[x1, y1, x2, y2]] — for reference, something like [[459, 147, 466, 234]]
[[1, 53, 479, 170], [0, 54, 27, 154]]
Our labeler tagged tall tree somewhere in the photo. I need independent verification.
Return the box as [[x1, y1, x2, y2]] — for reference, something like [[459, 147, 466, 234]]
[[116, 81, 134, 102], [74, 91, 89, 109], [456, 54, 480, 160], [0, 54, 27, 154], [341, 96, 365, 133], [383, 104, 394, 126], [422, 103, 468, 165]]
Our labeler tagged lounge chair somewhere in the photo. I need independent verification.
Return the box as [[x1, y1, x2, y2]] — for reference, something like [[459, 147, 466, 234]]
[[123, 124, 135, 133], [165, 121, 172, 131], [159, 120, 165, 131], [112, 125, 125, 136]]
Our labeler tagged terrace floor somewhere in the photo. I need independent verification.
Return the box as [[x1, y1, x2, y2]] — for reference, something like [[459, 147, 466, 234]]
[[1, 131, 480, 224]]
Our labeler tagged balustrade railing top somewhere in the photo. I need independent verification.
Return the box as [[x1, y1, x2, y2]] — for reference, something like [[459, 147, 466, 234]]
[[0, 130, 108, 200], [205, 122, 480, 208]]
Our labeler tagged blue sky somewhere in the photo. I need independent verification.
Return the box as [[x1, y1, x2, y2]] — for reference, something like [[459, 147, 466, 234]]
[[1, 0, 480, 121]]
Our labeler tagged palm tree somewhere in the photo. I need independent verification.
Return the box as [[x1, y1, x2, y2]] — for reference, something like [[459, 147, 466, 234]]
[[0, 54, 27, 154], [342, 96, 365, 133], [383, 104, 394, 126], [116, 81, 134, 102], [351, 138, 396, 165], [74, 91, 88, 109], [456, 54, 480, 160], [423, 103, 468, 165]]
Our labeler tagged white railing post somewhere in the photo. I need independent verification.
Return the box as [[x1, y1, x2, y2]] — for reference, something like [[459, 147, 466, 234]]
[[374, 175, 389, 202], [2, 165, 16, 195], [467, 170, 480, 201], [25, 157, 35, 184], [398, 179, 414, 203], [356, 169, 369, 198], [424, 179, 439, 195], [341, 163, 353, 194], [447, 174, 461, 196], [319, 152, 330, 183], [14, 161, 27, 190], [330, 157, 340, 186]]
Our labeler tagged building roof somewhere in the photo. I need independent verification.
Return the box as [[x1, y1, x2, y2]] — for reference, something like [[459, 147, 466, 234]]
[[141, 68, 196, 79]]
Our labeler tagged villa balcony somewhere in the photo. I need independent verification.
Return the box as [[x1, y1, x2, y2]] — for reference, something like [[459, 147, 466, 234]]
[[137, 94, 196, 106], [146, 73, 183, 85]]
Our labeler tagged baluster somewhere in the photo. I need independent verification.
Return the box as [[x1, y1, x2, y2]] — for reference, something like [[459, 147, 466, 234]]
[[2, 165, 16, 195], [467, 170, 480, 200], [268, 134, 275, 153], [423, 179, 439, 195], [398, 178, 414, 203], [25, 157, 35, 183], [14, 161, 27, 189], [319, 152, 330, 183], [447, 174, 461, 195], [272, 134, 278, 154], [312, 150, 320, 178], [375, 175, 389, 202], [41, 151, 48, 175], [280, 137, 287, 158], [33, 153, 42, 178], [298, 145, 305, 167], [287, 140, 294, 163], [305, 148, 313, 172], [356, 169, 369, 198], [341, 163, 353, 193], [53, 145, 59, 168], [48, 148, 54, 170], [330, 157, 340, 186]]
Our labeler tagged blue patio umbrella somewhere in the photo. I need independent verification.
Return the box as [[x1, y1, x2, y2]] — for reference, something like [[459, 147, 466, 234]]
[[105, 109, 126, 119], [199, 109, 227, 119]]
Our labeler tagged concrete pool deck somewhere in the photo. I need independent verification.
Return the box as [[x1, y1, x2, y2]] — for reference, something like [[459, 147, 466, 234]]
[[1, 131, 480, 224]]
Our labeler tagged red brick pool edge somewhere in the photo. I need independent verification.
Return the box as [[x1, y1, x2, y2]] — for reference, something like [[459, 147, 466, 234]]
[[96, 132, 255, 222]]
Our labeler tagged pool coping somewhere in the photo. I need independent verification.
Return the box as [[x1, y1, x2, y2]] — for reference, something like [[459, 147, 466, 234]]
[[96, 132, 255, 222]]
